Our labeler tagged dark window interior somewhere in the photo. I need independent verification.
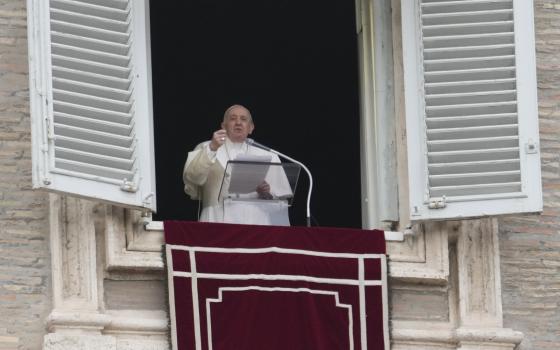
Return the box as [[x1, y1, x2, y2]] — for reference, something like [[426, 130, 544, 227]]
[[150, 0, 362, 227]]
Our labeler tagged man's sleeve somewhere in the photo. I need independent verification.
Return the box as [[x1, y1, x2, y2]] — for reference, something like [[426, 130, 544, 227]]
[[183, 142, 216, 199]]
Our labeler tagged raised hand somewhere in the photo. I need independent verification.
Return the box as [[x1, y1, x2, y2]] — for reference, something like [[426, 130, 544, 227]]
[[209, 129, 227, 151]]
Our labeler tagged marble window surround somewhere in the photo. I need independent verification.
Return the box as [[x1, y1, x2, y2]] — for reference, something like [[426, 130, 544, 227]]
[[45, 195, 523, 349]]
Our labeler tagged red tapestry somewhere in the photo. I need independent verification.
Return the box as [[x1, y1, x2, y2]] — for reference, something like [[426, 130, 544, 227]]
[[165, 221, 387, 350]]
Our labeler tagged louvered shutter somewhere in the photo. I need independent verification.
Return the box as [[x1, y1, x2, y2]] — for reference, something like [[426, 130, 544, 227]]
[[401, 0, 542, 221], [27, 0, 156, 211]]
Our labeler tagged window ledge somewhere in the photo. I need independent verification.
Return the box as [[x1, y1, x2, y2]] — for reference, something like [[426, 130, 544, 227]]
[[144, 220, 404, 241]]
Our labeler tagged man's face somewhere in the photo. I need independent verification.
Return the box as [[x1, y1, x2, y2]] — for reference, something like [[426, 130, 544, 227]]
[[222, 106, 254, 142]]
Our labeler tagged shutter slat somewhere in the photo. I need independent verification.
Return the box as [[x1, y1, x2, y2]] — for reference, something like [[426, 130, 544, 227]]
[[425, 67, 516, 83], [422, 9, 513, 26], [424, 44, 514, 60], [52, 55, 130, 78], [427, 124, 518, 140], [427, 135, 518, 152], [53, 77, 130, 101], [51, 8, 129, 32], [424, 55, 515, 72], [423, 21, 513, 36], [423, 33, 514, 49], [52, 32, 129, 56], [55, 147, 134, 171], [430, 182, 521, 197], [55, 158, 134, 181], [51, 43, 130, 67], [52, 67, 130, 90], [51, 20, 129, 44], [427, 147, 519, 163], [51, 0, 129, 21], [74, 0, 129, 11], [426, 90, 516, 106], [53, 89, 132, 113], [56, 135, 134, 159], [54, 124, 133, 148], [54, 101, 132, 125], [425, 78, 516, 94], [429, 159, 520, 175], [426, 113, 517, 128], [422, 1, 513, 15], [426, 101, 517, 117], [429, 170, 520, 187], [54, 112, 133, 136]]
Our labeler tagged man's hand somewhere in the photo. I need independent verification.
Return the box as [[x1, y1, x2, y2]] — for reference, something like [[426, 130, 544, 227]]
[[256, 181, 273, 200], [209, 129, 227, 151]]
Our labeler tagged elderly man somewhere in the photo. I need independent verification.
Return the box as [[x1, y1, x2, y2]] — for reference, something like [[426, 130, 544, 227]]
[[183, 104, 292, 225]]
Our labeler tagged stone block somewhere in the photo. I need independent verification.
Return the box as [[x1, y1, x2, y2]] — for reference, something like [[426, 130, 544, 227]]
[[43, 334, 116, 350]]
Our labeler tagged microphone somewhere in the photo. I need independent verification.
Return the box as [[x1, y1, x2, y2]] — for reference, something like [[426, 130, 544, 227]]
[[245, 138, 272, 152], [246, 138, 314, 227]]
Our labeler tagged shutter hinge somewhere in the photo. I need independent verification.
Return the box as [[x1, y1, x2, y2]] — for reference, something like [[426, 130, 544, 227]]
[[120, 179, 138, 193], [45, 117, 55, 140], [428, 196, 447, 209]]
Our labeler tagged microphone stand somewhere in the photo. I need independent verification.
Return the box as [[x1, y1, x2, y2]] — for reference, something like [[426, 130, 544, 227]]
[[247, 139, 313, 227]]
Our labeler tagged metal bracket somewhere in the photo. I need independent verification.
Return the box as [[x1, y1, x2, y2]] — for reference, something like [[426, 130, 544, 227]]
[[45, 117, 55, 141], [525, 139, 538, 154], [120, 179, 138, 193], [428, 196, 447, 209]]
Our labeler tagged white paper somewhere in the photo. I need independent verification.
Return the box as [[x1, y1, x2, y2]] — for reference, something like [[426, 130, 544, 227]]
[[227, 155, 272, 194]]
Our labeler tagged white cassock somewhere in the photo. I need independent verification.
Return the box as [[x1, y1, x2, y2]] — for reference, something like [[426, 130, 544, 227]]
[[183, 138, 293, 225]]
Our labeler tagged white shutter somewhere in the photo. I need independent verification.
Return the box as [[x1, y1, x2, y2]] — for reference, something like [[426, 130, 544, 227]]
[[27, 0, 156, 211], [402, 0, 542, 221]]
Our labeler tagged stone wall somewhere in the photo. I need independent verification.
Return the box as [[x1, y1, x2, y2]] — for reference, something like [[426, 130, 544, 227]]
[[0, 0, 51, 349], [499, 1, 560, 349]]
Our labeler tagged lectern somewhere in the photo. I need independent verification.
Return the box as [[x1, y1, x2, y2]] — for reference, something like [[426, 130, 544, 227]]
[[218, 160, 301, 226]]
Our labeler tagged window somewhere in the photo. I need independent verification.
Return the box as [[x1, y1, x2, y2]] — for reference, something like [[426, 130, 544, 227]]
[[28, 0, 542, 225]]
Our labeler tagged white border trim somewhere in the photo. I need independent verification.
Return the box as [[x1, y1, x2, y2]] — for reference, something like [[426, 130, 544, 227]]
[[358, 258, 368, 349], [167, 244, 386, 259], [206, 287, 355, 350], [173, 271, 382, 287], [381, 254, 390, 349], [166, 245, 179, 350], [145, 221, 403, 242], [189, 251, 202, 350]]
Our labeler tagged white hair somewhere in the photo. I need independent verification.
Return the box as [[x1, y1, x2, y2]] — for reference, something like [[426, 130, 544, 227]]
[[223, 104, 253, 123]]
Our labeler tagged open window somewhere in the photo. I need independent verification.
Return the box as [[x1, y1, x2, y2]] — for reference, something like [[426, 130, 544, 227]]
[[27, 0, 543, 227]]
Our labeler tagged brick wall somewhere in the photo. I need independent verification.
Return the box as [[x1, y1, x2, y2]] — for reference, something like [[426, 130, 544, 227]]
[[0, 0, 51, 349], [499, 1, 560, 349]]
